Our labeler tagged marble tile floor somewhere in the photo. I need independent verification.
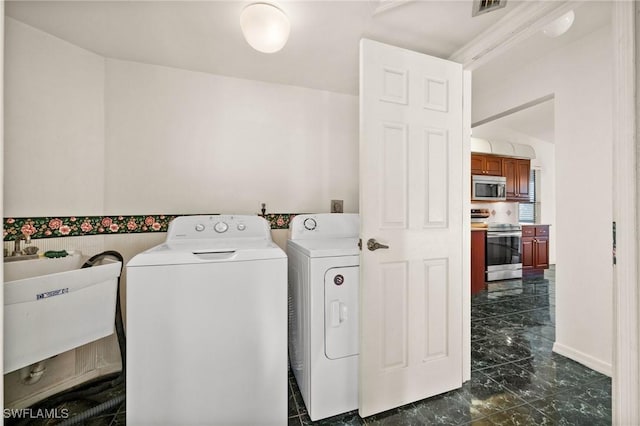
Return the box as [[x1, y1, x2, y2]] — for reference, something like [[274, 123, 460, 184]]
[[288, 266, 612, 425]]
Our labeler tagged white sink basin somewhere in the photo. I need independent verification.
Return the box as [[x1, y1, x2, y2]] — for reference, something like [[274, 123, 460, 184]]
[[3, 253, 122, 374], [4, 253, 83, 281]]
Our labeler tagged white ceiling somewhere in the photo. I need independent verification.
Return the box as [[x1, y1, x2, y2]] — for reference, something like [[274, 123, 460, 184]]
[[5, 0, 613, 96], [6, 0, 515, 95]]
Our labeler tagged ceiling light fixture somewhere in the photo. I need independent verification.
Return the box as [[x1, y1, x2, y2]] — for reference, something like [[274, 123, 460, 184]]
[[240, 3, 290, 53], [541, 10, 575, 38]]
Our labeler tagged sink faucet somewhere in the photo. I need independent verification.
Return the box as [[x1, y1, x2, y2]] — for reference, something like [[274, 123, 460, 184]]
[[13, 234, 31, 256]]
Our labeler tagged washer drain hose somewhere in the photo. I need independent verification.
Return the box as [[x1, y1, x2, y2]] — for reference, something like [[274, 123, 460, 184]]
[[57, 394, 126, 426]]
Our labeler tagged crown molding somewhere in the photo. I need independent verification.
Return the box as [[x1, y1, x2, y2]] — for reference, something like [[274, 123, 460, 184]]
[[449, 0, 584, 70]]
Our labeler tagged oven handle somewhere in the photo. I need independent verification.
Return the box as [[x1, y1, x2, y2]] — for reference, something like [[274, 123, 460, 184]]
[[487, 232, 523, 238]]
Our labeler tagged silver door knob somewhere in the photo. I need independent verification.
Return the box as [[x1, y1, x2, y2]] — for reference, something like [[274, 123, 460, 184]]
[[367, 239, 389, 251]]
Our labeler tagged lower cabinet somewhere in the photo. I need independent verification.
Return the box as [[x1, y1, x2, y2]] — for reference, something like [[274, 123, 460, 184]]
[[522, 225, 549, 272], [471, 230, 486, 294]]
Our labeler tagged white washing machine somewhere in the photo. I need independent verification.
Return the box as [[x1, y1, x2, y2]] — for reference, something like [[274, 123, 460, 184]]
[[287, 213, 359, 421], [126, 215, 287, 425]]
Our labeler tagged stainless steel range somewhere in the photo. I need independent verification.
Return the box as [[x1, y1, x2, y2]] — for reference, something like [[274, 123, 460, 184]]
[[486, 223, 523, 281]]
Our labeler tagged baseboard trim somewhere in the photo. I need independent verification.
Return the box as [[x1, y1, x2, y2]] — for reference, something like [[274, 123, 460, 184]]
[[552, 342, 612, 377]]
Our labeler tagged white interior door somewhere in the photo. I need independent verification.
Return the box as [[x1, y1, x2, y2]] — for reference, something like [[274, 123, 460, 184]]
[[359, 38, 464, 418]]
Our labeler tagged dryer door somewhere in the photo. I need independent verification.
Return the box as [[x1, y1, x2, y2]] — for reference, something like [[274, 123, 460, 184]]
[[324, 266, 359, 359]]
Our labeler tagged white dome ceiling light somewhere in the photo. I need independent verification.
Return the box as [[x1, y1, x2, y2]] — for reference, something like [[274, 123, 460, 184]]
[[240, 3, 290, 53], [541, 10, 575, 38]]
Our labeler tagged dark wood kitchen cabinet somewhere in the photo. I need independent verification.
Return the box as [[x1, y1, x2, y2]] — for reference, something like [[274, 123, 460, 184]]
[[502, 158, 530, 201], [471, 154, 502, 176], [522, 225, 549, 274], [471, 230, 486, 294]]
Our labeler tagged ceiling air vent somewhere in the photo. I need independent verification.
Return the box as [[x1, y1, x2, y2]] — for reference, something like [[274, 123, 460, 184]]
[[472, 0, 507, 17]]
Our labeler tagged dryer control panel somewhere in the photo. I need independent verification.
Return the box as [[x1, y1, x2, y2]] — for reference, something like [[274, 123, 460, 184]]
[[166, 215, 271, 241], [289, 214, 359, 240]]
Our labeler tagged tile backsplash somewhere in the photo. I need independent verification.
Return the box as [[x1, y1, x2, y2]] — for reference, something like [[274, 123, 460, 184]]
[[472, 202, 520, 224]]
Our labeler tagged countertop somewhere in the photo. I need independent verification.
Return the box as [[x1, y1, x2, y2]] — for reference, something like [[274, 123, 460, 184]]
[[520, 223, 551, 227], [471, 224, 551, 232]]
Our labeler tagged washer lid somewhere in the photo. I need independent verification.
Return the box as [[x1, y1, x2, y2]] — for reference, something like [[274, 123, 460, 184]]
[[127, 239, 286, 267], [287, 238, 359, 258]]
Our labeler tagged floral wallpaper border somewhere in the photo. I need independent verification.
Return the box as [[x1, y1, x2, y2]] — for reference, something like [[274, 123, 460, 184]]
[[264, 214, 297, 230], [4, 214, 298, 241]]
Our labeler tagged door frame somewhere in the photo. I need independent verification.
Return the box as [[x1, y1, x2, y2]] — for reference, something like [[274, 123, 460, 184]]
[[610, 2, 638, 423], [452, 1, 639, 423], [1, 0, 4, 411]]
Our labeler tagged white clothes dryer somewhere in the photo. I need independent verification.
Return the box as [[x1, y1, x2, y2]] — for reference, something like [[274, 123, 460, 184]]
[[127, 215, 287, 425], [287, 213, 359, 421]]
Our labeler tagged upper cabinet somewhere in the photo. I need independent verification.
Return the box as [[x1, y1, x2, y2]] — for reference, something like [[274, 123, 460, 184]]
[[471, 154, 531, 202], [502, 158, 531, 201], [471, 154, 502, 176]]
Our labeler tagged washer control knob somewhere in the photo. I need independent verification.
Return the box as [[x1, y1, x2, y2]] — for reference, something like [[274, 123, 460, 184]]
[[195, 224, 205, 232], [214, 222, 229, 233], [237, 223, 246, 231], [304, 218, 317, 231]]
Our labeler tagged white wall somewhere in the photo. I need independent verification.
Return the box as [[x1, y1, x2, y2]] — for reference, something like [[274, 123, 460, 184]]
[[104, 59, 358, 215], [4, 18, 359, 219], [473, 26, 613, 374], [4, 18, 105, 217], [527, 136, 556, 263]]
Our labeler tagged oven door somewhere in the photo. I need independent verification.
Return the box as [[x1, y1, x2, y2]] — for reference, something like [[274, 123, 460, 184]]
[[486, 231, 522, 281]]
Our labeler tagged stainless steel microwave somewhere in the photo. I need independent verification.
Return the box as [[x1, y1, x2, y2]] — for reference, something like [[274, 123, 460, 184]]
[[472, 175, 507, 201]]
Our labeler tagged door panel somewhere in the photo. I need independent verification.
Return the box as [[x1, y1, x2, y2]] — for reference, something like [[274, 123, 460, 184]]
[[359, 38, 463, 418], [503, 158, 517, 199], [380, 262, 409, 370], [485, 156, 502, 176], [471, 154, 484, 175], [517, 160, 531, 200], [535, 238, 549, 268], [423, 258, 449, 361], [325, 266, 359, 360], [424, 129, 449, 227], [381, 123, 408, 228], [522, 237, 535, 269]]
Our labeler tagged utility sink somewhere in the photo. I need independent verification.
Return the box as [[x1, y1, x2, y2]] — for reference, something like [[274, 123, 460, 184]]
[[3, 253, 122, 374]]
